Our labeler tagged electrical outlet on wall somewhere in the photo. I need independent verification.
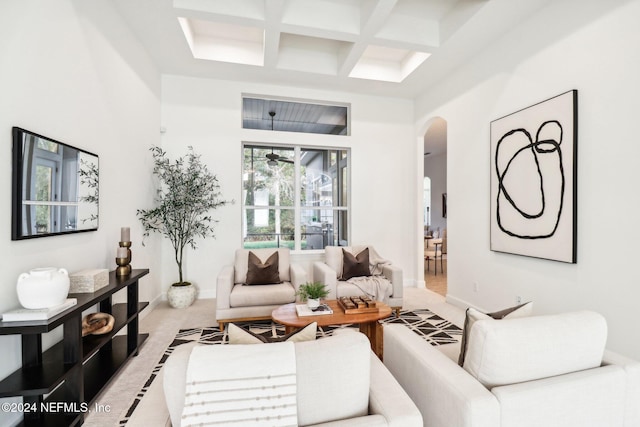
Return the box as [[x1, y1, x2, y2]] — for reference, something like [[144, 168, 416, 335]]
[[473, 282, 479, 292], [516, 295, 522, 304]]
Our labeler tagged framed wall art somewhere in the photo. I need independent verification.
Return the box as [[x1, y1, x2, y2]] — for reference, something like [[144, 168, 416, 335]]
[[490, 90, 577, 263]]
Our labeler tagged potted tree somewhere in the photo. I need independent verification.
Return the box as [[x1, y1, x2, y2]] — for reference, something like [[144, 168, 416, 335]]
[[296, 282, 330, 309], [137, 146, 232, 308]]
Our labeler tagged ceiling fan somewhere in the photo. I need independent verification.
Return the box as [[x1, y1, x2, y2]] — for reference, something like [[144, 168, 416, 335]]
[[264, 111, 293, 166], [266, 147, 293, 166]]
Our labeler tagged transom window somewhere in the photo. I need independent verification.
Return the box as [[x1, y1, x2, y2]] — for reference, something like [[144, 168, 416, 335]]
[[242, 144, 349, 250], [242, 96, 349, 135]]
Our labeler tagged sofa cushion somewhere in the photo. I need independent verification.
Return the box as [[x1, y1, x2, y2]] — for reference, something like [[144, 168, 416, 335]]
[[326, 246, 374, 279], [246, 251, 281, 285], [458, 302, 533, 366], [325, 246, 347, 278], [295, 332, 371, 425], [234, 248, 291, 284], [229, 282, 296, 307], [342, 248, 372, 280], [463, 311, 607, 388], [228, 322, 317, 344]]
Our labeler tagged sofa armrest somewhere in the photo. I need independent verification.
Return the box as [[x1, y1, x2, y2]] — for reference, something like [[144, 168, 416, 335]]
[[603, 350, 640, 426], [383, 324, 499, 427], [369, 352, 422, 427], [163, 345, 191, 427], [215, 265, 234, 313], [381, 264, 403, 299], [313, 261, 337, 300], [491, 365, 626, 427], [289, 263, 308, 293]]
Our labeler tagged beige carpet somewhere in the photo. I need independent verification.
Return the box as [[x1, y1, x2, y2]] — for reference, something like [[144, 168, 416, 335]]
[[83, 287, 464, 426]]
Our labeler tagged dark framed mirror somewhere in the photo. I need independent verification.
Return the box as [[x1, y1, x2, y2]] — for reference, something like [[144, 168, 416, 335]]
[[12, 127, 99, 240]]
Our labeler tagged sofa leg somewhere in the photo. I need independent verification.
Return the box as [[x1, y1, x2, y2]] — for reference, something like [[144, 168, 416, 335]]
[[218, 322, 226, 332], [392, 307, 401, 317]]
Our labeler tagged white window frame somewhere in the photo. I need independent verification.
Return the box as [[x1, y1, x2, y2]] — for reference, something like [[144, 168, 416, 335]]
[[241, 142, 350, 252]]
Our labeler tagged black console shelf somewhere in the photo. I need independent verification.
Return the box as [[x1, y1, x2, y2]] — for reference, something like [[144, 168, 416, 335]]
[[0, 269, 149, 426]]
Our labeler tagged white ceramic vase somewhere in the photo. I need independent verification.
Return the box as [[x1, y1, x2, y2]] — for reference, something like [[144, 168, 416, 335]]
[[167, 283, 196, 308], [307, 298, 320, 310], [17, 267, 70, 309]]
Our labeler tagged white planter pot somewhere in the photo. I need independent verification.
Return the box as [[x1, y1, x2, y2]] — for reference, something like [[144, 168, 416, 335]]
[[17, 267, 70, 309], [167, 283, 196, 308], [307, 298, 320, 310]]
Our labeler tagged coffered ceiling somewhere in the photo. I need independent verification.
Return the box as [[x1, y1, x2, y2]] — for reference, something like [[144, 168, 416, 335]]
[[112, 0, 553, 98]]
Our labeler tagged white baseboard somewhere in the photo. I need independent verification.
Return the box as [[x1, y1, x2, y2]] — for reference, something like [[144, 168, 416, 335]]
[[445, 294, 483, 312], [139, 293, 163, 320], [404, 279, 424, 288], [197, 289, 216, 299]]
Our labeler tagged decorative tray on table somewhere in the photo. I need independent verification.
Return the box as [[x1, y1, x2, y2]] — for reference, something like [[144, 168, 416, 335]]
[[338, 296, 379, 314]]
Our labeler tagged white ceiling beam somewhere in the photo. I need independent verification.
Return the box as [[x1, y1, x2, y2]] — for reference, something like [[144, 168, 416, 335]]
[[263, 0, 285, 68], [337, 0, 398, 77]]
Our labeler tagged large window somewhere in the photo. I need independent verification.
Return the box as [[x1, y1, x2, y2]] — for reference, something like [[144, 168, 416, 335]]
[[242, 144, 349, 250]]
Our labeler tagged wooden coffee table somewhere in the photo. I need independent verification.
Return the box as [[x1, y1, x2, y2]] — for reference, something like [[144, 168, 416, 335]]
[[271, 300, 392, 359]]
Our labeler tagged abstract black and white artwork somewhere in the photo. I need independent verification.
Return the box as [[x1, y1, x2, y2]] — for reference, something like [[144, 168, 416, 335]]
[[490, 90, 577, 263]]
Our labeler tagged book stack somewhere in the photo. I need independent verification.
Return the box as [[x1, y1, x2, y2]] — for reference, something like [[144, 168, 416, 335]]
[[295, 303, 333, 317], [2, 298, 77, 322]]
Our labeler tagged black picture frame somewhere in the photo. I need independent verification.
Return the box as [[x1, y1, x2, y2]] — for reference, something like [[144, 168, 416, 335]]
[[490, 90, 577, 263], [442, 193, 447, 218]]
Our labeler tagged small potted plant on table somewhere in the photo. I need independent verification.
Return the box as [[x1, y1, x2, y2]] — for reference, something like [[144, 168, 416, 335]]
[[296, 282, 329, 310]]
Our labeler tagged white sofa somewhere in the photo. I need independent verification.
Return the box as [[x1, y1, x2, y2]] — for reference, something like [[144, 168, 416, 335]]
[[164, 331, 423, 427], [216, 248, 307, 329], [313, 245, 403, 313], [383, 311, 640, 427]]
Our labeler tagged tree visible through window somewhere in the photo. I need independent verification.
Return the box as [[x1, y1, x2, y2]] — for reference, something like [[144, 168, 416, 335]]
[[243, 144, 349, 250]]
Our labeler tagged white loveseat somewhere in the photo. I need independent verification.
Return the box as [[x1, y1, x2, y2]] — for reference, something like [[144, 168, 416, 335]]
[[216, 248, 307, 330], [164, 331, 423, 427], [383, 311, 640, 427], [313, 245, 403, 313]]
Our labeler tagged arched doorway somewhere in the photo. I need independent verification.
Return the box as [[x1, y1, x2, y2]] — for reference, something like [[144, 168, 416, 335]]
[[422, 117, 447, 295]]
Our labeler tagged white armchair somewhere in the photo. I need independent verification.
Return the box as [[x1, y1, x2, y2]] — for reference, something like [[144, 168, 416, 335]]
[[164, 331, 423, 427], [313, 245, 403, 315], [216, 248, 307, 330], [383, 311, 640, 427]]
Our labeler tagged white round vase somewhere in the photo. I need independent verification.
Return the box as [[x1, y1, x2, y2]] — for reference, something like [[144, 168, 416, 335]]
[[167, 283, 196, 308], [307, 298, 320, 310], [17, 267, 70, 309]]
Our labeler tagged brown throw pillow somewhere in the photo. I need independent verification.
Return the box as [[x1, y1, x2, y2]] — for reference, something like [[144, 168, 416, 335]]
[[458, 301, 533, 366], [342, 248, 371, 280], [245, 251, 281, 285]]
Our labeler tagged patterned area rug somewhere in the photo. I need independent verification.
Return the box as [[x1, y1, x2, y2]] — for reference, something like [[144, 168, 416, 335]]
[[119, 308, 462, 425]]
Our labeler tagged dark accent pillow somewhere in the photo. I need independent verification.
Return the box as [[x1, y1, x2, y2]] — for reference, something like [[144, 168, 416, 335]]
[[228, 322, 317, 344], [342, 248, 371, 280], [458, 302, 533, 367], [245, 251, 280, 285]]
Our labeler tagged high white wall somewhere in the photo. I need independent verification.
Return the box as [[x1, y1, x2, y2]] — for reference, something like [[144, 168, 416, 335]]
[[0, 1, 161, 423], [160, 75, 416, 296], [415, 0, 640, 359]]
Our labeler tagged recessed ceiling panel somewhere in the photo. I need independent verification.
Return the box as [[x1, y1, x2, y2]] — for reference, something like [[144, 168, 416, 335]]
[[277, 33, 352, 75], [281, 0, 362, 36], [179, 18, 264, 66], [349, 45, 430, 82]]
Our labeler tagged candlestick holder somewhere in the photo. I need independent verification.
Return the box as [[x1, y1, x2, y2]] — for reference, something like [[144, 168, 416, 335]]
[[116, 241, 132, 276]]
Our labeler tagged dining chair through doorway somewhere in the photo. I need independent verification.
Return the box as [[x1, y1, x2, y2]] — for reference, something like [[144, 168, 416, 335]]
[[424, 238, 443, 275]]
